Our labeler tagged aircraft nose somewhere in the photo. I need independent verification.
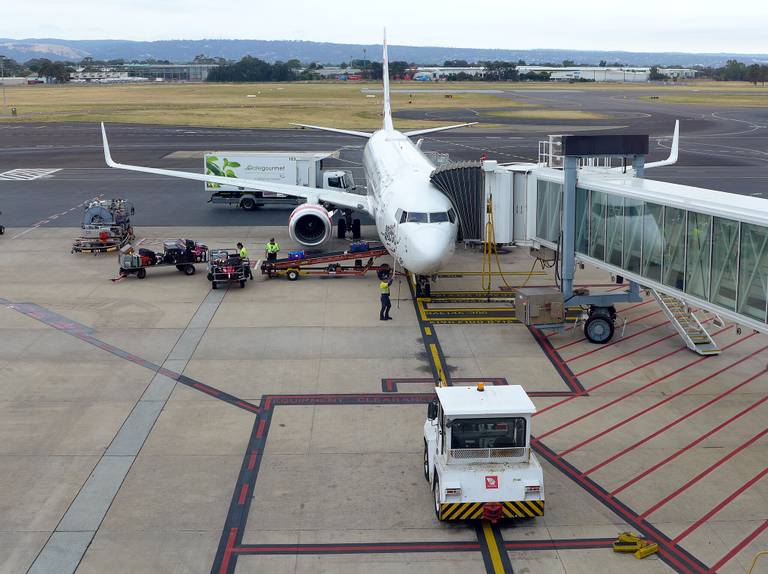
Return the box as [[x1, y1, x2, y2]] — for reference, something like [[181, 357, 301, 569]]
[[405, 226, 455, 274]]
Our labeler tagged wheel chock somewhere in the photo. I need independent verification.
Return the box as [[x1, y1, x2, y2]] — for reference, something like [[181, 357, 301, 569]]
[[617, 532, 642, 544], [634, 543, 659, 559], [612, 540, 646, 553]]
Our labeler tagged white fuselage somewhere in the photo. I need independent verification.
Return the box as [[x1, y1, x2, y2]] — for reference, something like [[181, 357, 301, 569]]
[[362, 129, 457, 275]]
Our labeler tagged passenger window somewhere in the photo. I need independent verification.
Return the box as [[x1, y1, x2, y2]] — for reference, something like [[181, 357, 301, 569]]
[[407, 212, 428, 223], [430, 212, 449, 223], [447, 208, 456, 224], [400, 210, 408, 224], [327, 176, 342, 188]]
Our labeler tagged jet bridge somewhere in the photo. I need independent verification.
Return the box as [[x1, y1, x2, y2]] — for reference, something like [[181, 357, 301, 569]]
[[514, 130, 768, 353]]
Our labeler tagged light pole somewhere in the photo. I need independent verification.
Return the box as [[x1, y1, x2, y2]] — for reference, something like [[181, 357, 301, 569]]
[[0, 56, 6, 113]]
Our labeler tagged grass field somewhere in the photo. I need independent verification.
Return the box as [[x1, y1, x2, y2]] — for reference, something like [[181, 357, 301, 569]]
[[0, 82, 530, 129], [1, 80, 765, 129]]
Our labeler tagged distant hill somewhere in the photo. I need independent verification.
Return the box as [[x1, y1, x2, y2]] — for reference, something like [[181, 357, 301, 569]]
[[1, 37, 767, 67]]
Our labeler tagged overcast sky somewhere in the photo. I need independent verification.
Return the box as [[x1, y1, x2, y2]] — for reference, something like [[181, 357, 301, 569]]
[[3, 0, 767, 54]]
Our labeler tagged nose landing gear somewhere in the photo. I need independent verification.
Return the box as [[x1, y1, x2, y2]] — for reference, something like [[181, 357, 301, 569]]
[[415, 274, 432, 298]]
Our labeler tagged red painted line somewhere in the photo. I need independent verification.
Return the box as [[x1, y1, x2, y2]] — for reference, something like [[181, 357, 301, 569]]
[[263, 398, 272, 410], [643, 425, 768, 518], [673, 467, 768, 543], [556, 337, 762, 453], [708, 519, 768, 572], [574, 331, 679, 376], [587, 368, 768, 477], [234, 542, 481, 554], [568, 319, 669, 362], [235, 401, 259, 413], [535, 325, 732, 421], [247, 451, 258, 470], [613, 393, 768, 496], [255, 419, 267, 438], [193, 383, 221, 397], [237, 483, 249, 505], [218, 527, 238, 574], [553, 304, 657, 352]]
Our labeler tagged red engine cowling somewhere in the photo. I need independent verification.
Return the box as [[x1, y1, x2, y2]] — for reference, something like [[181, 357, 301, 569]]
[[288, 204, 333, 247]]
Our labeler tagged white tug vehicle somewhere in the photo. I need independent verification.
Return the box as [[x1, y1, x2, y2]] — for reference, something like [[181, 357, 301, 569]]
[[424, 384, 545, 522]]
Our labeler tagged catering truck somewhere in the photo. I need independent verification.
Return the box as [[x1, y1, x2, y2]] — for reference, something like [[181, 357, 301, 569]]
[[205, 150, 355, 211]]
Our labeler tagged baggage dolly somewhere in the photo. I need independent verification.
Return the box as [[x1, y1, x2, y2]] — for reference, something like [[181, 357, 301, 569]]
[[261, 242, 389, 281], [207, 249, 250, 289], [116, 239, 208, 280]]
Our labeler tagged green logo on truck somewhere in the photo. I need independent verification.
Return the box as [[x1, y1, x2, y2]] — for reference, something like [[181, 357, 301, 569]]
[[205, 156, 240, 189]]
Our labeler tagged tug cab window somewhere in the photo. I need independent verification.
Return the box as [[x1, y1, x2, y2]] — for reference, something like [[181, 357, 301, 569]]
[[450, 417, 527, 449], [429, 212, 449, 223], [407, 212, 428, 223]]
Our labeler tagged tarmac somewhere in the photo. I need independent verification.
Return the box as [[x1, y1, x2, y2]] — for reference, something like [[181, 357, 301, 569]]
[[1, 90, 767, 574]]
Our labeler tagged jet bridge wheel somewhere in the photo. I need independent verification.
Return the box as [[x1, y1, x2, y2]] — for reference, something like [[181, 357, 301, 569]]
[[584, 306, 615, 344]]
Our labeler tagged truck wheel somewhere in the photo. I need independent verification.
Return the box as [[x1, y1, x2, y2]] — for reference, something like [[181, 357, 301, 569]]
[[184, 265, 195, 276], [337, 219, 347, 239], [137, 268, 147, 279], [352, 219, 361, 239], [423, 441, 430, 482], [287, 269, 299, 281], [240, 280, 246, 288], [585, 313, 614, 344], [206, 272, 213, 281], [433, 476, 443, 521], [241, 197, 258, 211], [212, 281, 218, 290]]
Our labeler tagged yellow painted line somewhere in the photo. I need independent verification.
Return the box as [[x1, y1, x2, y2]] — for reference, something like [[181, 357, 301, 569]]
[[426, 307, 513, 313], [417, 300, 428, 322], [429, 343, 447, 387], [424, 326, 432, 336], [482, 520, 505, 574], [436, 271, 547, 276]]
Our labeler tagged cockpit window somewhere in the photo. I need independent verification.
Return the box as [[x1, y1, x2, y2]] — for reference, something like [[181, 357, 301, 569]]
[[399, 210, 407, 224], [430, 212, 449, 223], [447, 208, 456, 224], [407, 212, 428, 223]]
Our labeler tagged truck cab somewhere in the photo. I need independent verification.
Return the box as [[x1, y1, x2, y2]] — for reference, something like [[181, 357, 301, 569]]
[[423, 384, 545, 522], [322, 170, 354, 190]]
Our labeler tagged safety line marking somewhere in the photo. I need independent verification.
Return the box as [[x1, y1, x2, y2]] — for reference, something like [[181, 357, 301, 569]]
[[567, 319, 669, 362], [0, 168, 60, 180], [588, 368, 768, 478], [708, 519, 768, 572], [477, 521, 512, 574]]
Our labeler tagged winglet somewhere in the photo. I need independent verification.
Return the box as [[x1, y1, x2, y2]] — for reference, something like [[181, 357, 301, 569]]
[[645, 120, 679, 169], [101, 122, 117, 167]]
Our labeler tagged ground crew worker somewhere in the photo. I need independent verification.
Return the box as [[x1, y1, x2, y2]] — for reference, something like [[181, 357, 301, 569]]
[[379, 274, 393, 321], [265, 238, 280, 262], [237, 242, 253, 279]]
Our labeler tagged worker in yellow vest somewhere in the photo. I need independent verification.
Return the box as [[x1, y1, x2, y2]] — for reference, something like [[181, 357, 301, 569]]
[[265, 238, 280, 262], [237, 242, 253, 279], [379, 274, 393, 321]]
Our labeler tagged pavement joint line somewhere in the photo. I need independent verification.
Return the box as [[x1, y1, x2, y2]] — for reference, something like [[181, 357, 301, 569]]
[[25, 287, 227, 574]]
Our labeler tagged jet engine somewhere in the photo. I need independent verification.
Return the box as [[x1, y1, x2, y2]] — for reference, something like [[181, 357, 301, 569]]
[[288, 204, 333, 247]]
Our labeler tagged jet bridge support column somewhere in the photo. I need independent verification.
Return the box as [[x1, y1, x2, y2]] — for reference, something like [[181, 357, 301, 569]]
[[561, 156, 578, 300]]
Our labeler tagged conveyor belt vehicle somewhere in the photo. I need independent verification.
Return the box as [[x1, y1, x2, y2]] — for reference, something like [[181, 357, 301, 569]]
[[425, 384, 544, 522], [260, 242, 389, 280]]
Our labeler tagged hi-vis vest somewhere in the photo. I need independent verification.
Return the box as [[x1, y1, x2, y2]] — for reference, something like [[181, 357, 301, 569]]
[[379, 281, 390, 295], [239, 247, 248, 259], [266, 242, 280, 253]]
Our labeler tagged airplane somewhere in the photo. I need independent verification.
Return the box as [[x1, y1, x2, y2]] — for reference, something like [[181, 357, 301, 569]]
[[100, 32, 477, 296]]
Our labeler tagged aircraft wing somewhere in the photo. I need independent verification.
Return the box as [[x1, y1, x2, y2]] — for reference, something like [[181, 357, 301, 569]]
[[403, 122, 478, 137], [101, 124, 370, 213]]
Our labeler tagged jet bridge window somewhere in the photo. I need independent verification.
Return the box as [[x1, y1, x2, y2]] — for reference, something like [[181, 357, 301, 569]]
[[407, 212, 428, 223], [430, 212, 450, 223], [450, 417, 527, 449]]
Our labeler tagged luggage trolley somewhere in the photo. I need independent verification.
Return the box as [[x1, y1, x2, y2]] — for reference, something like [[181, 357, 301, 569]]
[[207, 249, 250, 289], [117, 239, 208, 280]]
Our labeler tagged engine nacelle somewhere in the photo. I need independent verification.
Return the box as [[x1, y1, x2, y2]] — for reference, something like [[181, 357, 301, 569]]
[[288, 204, 333, 247]]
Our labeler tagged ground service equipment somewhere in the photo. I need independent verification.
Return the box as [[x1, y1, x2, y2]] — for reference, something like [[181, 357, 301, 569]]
[[261, 243, 389, 281], [205, 151, 354, 211], [72, 199, 134, 253], [207, 249, 250, 289], [424, 384, 545, 522], [117, 239, 208, 280]]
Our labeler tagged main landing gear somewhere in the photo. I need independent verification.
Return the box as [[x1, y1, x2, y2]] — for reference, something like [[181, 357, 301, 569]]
[[584, 305, 617, 344], [337, 210, 361, 240]]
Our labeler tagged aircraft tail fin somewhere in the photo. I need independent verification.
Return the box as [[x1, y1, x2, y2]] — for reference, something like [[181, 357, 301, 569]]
[[382, 29, 393, 131]]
